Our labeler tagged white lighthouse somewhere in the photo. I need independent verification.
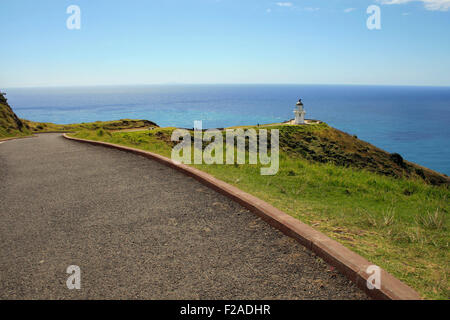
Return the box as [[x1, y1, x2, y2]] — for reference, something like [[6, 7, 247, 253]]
[[294, 99, 306, 125]]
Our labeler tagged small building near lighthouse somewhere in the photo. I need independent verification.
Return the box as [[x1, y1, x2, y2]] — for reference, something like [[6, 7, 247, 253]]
[[294, 99, 306, 125]]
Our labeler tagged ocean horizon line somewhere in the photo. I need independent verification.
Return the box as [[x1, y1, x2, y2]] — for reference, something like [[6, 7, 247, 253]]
[[4, 83, 450, 90]]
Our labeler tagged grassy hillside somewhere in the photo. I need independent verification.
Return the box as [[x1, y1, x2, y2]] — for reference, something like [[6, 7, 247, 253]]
[[22, 119, 158, 133], [277, 124, 448, 186], [0, 93, 31, 139], [71, 125, 449, 299]]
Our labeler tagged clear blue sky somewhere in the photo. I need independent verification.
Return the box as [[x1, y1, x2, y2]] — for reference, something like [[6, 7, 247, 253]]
[[1, 0, 449, 87]]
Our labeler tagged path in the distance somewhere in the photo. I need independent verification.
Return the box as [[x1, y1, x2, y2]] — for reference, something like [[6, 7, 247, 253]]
[[0, 134, 366, 299]]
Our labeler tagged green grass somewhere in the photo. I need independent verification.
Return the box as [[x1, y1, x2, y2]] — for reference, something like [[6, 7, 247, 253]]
[[0, 126, 31, 140], [22, 119, 158, 133], [71, 126, 449, 299]]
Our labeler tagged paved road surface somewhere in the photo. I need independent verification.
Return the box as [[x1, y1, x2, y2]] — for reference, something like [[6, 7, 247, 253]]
[[0, 134, 366, 299]]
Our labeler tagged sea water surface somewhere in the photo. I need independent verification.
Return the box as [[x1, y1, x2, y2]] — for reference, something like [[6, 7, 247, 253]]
[[5, 84, 450, 175]]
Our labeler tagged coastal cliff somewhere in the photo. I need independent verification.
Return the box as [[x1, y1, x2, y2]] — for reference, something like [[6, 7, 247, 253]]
[[277, 124, 449, 186], [0, 93, 31, 138]]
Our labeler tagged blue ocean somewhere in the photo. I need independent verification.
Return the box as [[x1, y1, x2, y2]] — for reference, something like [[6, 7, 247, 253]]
[[4, 85, 450, 175]]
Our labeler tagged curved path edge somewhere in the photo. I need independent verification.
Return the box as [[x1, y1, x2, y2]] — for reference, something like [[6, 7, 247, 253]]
[[0, 134, 37, 142], [63, 133, 421, 300]]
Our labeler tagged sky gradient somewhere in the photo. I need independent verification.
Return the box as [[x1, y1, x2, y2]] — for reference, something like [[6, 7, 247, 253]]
[[1, 0, 449, 87]]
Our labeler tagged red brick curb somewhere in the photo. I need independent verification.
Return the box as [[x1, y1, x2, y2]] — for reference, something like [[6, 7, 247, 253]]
[[63, 133, 421, 300]]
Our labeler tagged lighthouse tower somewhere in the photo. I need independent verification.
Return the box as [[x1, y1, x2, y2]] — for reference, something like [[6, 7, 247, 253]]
[[294, 99, 306, 125]]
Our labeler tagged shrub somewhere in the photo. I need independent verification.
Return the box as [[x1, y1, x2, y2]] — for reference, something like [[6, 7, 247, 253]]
[[390, 153, 405, 168], [415, 168, 425, 179]]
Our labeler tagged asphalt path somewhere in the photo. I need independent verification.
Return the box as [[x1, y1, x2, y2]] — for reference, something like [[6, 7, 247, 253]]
[[0, 134, 366, 299]]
